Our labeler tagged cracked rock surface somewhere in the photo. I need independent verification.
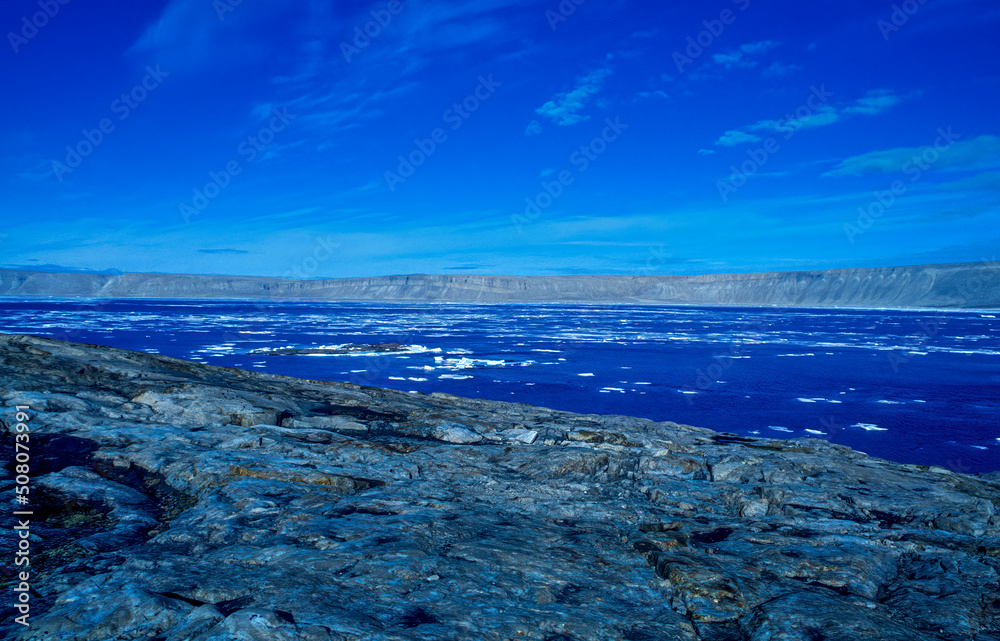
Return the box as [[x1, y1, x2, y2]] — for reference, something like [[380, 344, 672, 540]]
[[0, 333, 998, 640]]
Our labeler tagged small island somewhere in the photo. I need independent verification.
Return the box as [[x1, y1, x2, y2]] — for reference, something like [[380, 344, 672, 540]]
[[248, 343, 413, 356]]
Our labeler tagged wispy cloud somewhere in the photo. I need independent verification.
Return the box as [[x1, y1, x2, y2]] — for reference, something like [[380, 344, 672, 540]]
[[748, 105, 841, 133], [714, 89, 905, 147], [131, 0, 538, 149], [716, 130, 762, 147], [288, 81, 420, 138], [129, 0, 217, 60], [710, 40, 779, 70], [380, 0, 539, 61], [133, 0, 538, 71], [242, 207, 325, 225], [938, 170, 1000, 191], [524, 120, 543, 136], [824, 134, 1000, 177], [442, 264, 494, 271], [0, 263, 123, 274], [842, 89, 902, 116], [535, 66, 613, 126], [762, 61, 802, 77], [16, 160, 55, 182], [129, 0, 301, 70]]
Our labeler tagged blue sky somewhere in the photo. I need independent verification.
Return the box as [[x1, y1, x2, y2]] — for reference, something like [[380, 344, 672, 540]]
[[1, 0, 998, 277]]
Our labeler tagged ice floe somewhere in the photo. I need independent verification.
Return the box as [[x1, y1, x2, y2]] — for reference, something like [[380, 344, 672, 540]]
[[432, 356, 533, 370]]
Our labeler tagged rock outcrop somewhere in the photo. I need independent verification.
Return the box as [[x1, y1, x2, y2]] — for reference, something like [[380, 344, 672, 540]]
[[0, 332, 998, 640], [1, 261, 999, 308]]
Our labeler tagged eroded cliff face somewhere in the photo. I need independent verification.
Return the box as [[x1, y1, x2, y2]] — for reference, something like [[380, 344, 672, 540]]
[[1, 333, 998, 640], [1, 261, 998, 307]]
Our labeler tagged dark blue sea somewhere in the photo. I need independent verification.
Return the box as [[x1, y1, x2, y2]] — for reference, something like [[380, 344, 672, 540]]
[[1, 299, 997, 473]]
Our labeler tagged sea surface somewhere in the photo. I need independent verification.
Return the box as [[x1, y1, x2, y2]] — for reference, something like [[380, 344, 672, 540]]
[[1, 299, 997, 473]]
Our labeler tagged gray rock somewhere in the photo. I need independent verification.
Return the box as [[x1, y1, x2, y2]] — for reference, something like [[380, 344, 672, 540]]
[[431, 424, 483, 444], [0, 332, 998, 641], [506, 428, 539, 444], [282, 415, 368, 433]]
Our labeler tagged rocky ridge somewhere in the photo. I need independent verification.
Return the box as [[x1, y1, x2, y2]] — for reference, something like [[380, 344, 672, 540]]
[[1, 261, 999, 308], [0, 333, 998, 640]]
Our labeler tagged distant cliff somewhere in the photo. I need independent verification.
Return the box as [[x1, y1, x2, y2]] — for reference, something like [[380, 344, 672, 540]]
[[1, 262, 998, 308]]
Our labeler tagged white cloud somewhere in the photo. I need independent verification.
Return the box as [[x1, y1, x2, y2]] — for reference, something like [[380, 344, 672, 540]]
[[715, 89, 904, 146], [535, 67, 613, 126], [762, 61, 802, 77], [715, 130, 763, 147], [712, 52, 752, 70], [698, 148, 716, 156], [740, 40, 779, 55], [129, 0, 300, 69], [524, 120, 543, 136], [939, 170, 1000, 191], [710, 40, 780, 71], [843, 89, 902, 116], [783, 105, 841, 130], [824, 134, 1000, 177]]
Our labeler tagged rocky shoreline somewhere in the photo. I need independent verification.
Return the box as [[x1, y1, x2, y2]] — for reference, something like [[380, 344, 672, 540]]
[[1, 332, 998, 640]]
